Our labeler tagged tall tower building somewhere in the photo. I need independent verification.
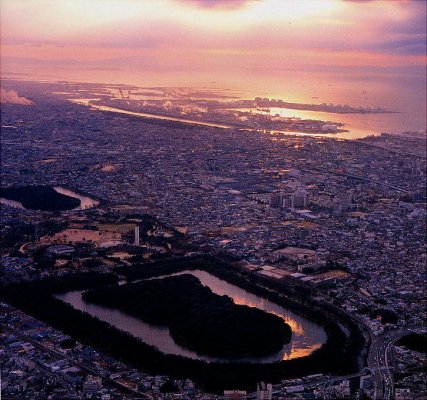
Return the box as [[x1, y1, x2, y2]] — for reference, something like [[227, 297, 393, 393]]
[[134, 225, 140, 246], [282, 193, 293, 210]]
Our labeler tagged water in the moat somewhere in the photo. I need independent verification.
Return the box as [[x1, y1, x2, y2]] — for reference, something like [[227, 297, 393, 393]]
[[56, 269, 327, 363]]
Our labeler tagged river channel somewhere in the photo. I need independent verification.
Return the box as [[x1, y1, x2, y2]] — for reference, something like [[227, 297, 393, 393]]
[[56, 269, 327, 363]]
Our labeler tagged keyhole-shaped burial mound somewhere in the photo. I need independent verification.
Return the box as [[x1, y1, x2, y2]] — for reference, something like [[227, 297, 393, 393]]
[[82, 274, 292, 358]]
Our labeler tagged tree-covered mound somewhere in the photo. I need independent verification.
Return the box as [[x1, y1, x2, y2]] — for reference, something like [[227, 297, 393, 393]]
[[1, 186, 80, 211], [82, 274, 292, 357]]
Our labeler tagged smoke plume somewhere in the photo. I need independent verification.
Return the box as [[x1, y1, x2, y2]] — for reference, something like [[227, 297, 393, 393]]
[[1, 88, 33, 105]]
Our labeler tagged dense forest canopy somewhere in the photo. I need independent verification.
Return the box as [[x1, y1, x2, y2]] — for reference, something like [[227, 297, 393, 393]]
[[1, 186, 80, 211]]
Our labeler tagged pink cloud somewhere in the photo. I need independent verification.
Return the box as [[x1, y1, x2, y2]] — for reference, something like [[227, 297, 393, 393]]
[[1, 88, 33, 105], [176, 0, 251, 9]]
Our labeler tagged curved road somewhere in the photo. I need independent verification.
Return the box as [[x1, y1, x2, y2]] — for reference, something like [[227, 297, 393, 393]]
[[369, 330, 414, 400]]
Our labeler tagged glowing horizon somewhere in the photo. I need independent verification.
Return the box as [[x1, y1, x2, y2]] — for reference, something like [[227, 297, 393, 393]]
[[1, 0, 426, 114]]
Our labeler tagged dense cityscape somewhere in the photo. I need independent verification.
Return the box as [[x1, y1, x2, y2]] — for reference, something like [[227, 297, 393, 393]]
[[1, 0, 427, 399], [1, 79, 426, 399]]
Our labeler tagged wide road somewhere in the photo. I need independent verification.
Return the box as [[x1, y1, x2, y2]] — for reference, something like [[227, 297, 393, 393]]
[[303, 166, 410, 194], [369, 329, 412, 400], [351, 140, 427, 160], [309, 300, 411, 400]]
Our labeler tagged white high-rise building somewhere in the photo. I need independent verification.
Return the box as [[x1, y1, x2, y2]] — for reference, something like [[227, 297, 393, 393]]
[[282, 193, 293, 209], [256, 382, 272, 400], [134, 225, 140, 246]]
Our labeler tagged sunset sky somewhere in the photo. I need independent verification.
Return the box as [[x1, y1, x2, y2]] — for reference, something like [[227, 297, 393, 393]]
[[1, 0, 426, 106]]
